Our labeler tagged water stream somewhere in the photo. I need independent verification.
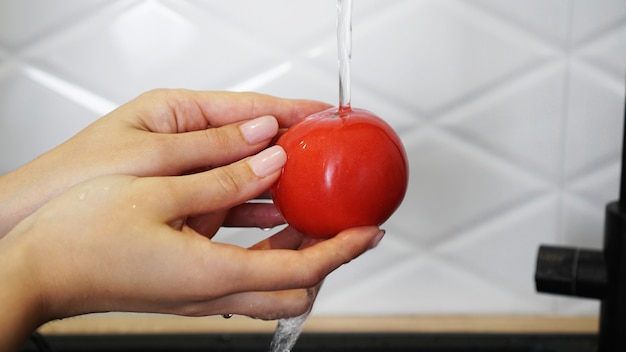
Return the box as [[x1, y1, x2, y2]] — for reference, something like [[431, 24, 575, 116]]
[[337, 0, 352, 111], [267, 1, 353, 351]]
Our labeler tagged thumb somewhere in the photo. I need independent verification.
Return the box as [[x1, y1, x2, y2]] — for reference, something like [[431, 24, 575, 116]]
[[151, 145, 286, 220]]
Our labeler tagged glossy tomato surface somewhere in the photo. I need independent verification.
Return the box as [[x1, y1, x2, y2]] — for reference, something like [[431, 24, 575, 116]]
[[271, 107, 408, 238]]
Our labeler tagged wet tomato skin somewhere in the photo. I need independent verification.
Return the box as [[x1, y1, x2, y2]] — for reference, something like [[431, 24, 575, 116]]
[[270, 107, 408, 238]]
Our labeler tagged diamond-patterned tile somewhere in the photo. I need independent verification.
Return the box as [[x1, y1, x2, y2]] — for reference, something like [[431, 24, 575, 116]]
[[23, 1, 286, 104], [570, 0, 626, 44], [0, 68, 98, 173], [441, 63, 566, 180], [568, 162, 621, 207], [576, 21, 626, 79], [393, 129, 549, 247], [555, 296, 600, 316], [236, 61, 336, 106], [561, 193, 605, 249], [563, 60, 624, 179], [336, 0, 559, 114], [186, 0, 336, 50], [436, 194, 559, 307], [317, 255, 547, 315], [469, 0, 571, 47], [316, 234, 421, 315], [0, 0, 107, 49]]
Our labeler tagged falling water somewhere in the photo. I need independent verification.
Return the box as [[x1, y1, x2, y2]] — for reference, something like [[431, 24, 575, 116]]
[[267, 1, 352, 351], [337, 0, 352, 111]]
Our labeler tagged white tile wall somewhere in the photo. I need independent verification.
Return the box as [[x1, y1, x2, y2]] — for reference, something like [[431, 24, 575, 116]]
[[1, 0, 625, 317]]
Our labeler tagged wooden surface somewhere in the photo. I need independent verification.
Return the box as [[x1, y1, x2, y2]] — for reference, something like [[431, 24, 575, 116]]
[[39, 314, 599, 334]]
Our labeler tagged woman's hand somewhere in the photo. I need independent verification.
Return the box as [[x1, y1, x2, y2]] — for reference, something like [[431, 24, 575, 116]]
[[0, 144, 383, 350], [0, 89, 331, 237], [0, 89, 385, 351]]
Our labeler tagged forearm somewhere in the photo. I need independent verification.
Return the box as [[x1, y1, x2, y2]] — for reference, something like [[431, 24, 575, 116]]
[[0, 238, 47, 351]]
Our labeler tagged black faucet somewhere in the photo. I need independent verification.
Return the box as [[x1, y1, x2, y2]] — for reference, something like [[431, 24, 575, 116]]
[[535, 85, 626, 351]]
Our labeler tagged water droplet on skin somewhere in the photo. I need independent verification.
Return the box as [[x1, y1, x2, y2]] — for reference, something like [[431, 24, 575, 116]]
[[77, 184, 95, 201]]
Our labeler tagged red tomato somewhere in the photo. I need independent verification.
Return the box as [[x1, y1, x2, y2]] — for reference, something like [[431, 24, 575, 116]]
[[270, 107, 408, 238]]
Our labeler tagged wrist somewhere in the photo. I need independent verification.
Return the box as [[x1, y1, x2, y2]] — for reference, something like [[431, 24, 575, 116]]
[[0, 152, 68, 238]]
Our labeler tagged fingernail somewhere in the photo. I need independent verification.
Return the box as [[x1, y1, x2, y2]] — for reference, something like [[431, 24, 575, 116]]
[[249, 145, 286, 177], [369, 230, 386, 249], [240, 115, 279, 145]]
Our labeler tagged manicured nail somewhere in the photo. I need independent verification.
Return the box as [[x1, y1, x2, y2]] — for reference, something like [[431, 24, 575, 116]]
[[249, 145, 286, 177], [240, 115, 279, 145], [369, 230, 386, 249]]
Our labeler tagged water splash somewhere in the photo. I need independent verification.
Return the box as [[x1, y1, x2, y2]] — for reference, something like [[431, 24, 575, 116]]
[[268, 284, 322, 352], [268, 310, 311, 352]]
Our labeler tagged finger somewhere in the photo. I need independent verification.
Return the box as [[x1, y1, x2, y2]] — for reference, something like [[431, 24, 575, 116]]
[[154, 115, 279, 175], [185, 202, 285, 238], [188, 90, 333, 129], [222, 202, 285, 228], [133, 89, 332, 133], [185, 212, 227, 239], [212, 288, 318, 320], [257, 190, 272, 199], [248, 226, 305, 251], [165, 288, 316, 320], [226, 226, 384, 293], [148, 145, 286, 220]]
